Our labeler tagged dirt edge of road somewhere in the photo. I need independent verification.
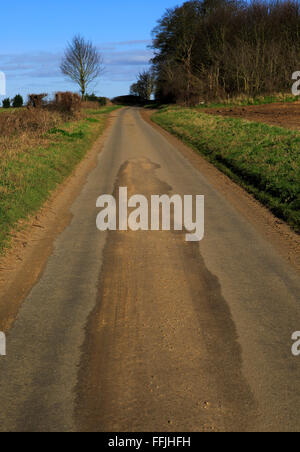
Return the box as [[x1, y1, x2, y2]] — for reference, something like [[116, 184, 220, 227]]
[[141, 109, 300, 275], [0, 109, 121, 333]]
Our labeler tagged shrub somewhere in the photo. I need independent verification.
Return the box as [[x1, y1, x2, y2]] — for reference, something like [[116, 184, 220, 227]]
[[12, 94, 24, 108], [28, 93, 48, 108], [98, 97, 107, 106], [54, 91, 81, 115], [2, 98, 10, 108], [85, 94, 107, 106], [81, 101, 99, 109], [85, 93, 98, 102], [0, 107, 62, 137]]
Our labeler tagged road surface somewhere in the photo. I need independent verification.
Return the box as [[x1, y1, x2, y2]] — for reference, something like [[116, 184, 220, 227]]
[[0, 108, 299, 432]]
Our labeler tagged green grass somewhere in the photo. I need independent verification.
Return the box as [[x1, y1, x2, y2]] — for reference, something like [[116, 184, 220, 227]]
[[152, 106, 300, 232], [0, 105, 120, 252], [198, 94, 300, 109], [86, 106, 121, 115], [0, 108, 18, 113]]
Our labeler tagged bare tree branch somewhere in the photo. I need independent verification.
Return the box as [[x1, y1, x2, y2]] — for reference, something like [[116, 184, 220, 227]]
[[130, 71, 155, 100]]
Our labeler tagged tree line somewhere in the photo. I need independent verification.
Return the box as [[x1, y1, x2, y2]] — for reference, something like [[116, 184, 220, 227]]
[[2, 35, 104, 108], [2, 95, 23, 108], [144, 0, 300, 105]]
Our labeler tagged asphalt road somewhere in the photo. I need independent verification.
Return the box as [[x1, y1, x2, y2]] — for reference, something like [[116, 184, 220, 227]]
[[0, 108, 300, 432]]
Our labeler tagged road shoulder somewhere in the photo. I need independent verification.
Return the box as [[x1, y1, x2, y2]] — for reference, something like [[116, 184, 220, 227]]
[[0, 109, 121, 332]]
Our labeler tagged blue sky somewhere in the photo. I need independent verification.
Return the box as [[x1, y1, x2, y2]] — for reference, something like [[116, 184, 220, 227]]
[[0, 0, 177, 101]]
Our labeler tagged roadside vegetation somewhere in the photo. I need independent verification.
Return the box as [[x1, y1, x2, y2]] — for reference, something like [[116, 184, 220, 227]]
[[197, 93, 300, 109], [0, 31, 112, 254], [152, 107, 300, 232], [0, 102, 119, 252]]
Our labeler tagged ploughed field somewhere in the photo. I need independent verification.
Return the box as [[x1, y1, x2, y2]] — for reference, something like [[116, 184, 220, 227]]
[[205, 101, 300, 130]]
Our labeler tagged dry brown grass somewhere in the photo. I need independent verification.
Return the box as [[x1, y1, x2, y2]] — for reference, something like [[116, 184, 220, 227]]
[[81, 100, 101, 109], [0, 105, 82, 158], [0, 91, 105, 164], [54, 92, 81, 116], [0, 108, 62, 136], [0, 104, 118, 254]]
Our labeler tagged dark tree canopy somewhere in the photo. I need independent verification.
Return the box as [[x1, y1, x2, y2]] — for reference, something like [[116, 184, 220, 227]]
[[12, 94, 23, 108], [151, 0, 300, 105], [60, 35, 103, 99], [2, 98, 10, 108]]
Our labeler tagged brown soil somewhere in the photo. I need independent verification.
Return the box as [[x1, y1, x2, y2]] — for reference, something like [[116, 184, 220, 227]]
[[205, 101, 300, 130]]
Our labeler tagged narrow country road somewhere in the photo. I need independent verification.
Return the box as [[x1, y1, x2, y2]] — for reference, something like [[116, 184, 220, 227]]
[[0, 107, 300, 432]]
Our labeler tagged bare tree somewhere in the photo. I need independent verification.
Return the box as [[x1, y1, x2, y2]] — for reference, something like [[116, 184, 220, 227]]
[[130, 82, 140, 97], [60, 35, 103, 99], [130, 71, 155, 100]]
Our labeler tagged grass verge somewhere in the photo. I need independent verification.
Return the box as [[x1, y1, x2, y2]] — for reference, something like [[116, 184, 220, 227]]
[[0, 105, 120, 252], [195, 94, 300, 109], [152, 106, 300, 232]]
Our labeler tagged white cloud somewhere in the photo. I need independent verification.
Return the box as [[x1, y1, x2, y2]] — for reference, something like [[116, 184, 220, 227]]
[[0, 40, 153, 98]]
